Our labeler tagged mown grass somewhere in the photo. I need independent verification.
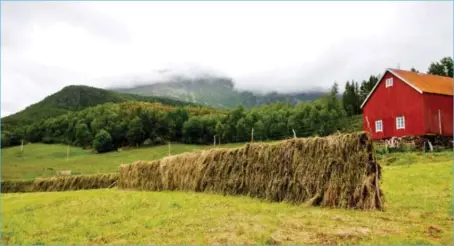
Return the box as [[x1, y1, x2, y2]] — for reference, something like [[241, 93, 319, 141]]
[[1, 142, 247, 180], [377, 150, 452, 166], [1, 151, 452, 244]]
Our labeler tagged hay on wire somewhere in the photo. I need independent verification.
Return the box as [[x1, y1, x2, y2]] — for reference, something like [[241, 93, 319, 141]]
[[119, 132, 384, 210], [1, 173, 119, 193]]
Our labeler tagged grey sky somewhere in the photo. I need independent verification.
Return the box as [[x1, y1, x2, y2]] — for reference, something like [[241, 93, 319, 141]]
[[1, 1, 452, 117]]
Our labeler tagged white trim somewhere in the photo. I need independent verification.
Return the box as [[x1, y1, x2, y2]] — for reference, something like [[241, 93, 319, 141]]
[[365, 116, 371, 132], [360, 69, 424, 109], [396, 116, 405, 130], [385, 78, 393, 88], [388, 70, 423, 94], [375, 120, 383, 132]]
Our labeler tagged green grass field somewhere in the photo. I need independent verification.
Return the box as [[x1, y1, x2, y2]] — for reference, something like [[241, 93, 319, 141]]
[[1, 142, 247, 180], [1, 143, 452, 244]]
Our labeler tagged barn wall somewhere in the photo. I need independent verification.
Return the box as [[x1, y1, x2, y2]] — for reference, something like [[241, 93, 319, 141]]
[[362, 71, 426, 139], [423, 93, 453, 136]]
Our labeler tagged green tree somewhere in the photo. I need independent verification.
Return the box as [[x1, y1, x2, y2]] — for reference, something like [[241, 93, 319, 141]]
[[215, 121, 224, 141], [236, 118, 249, 142], [342, 81, 361, 116], [127, 116, 145, 146], [167, 107, 189, 141], [253, 120, 265, 141], [92, 129, 114, 153], [75, 122, 92, 148], [183, 117, 204, 144], [427, 57, 453, 77], [1, 133, 10, 148], [359, 75, 379, 102]]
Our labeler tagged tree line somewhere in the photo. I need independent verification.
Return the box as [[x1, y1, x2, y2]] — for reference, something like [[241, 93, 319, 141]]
[[2, 85, 347, 152], [3, 56, 451, 152]]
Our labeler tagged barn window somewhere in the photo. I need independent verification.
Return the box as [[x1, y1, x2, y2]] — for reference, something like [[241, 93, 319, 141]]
[[375, 120, 383, 132], [385, 78, 393, 87], [396, 116, 405, 129]]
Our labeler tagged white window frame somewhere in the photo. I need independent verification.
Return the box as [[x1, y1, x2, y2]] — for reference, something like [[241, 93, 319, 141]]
[[375, 120, 383, 133], [385, 78, 393, 88], [396, 116, 405, 130]]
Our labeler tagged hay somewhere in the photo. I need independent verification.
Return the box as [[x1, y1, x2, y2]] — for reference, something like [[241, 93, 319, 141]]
[[1, 180, 34, 193], [1, 173, 119, 193], [119, 132, 384, 210], [31, 173, 119, 192]]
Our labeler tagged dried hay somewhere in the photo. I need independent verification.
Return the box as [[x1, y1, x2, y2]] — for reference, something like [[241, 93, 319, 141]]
[[1, 173, 119, 193], [1, 180, 34, 193], [119, 132, 384, 210], [32, 173, 119, 192]]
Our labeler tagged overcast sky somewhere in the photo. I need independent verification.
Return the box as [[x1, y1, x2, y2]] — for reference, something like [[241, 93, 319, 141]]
[[1, 1, 452, 117]]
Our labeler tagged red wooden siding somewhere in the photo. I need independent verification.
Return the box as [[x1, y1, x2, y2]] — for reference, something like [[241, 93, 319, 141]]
[[423, 93, 453, 136], [362, 71, 426, 139]]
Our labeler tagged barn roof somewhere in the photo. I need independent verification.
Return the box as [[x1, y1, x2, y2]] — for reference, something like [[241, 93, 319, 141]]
[[390, 69, 453, 96], [360, 69, 453, 108]]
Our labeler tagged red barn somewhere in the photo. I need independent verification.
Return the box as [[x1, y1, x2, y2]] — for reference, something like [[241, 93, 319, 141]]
[[361, 68, 453, 140]]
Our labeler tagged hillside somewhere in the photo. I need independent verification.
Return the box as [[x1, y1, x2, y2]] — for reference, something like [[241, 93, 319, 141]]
[[112, 76, 326, 108], [1, 85, 198, 131]]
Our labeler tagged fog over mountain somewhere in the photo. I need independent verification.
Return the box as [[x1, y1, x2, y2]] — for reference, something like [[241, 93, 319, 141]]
[[1, 1, 452, 116]]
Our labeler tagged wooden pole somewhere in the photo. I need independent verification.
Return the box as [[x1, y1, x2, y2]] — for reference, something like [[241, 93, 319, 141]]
[[438, 109, 442, 135], [428, 140, 433, 152], [251, 128, 254, 143], [292, 129, 296, 139], [67, 144, 70, 162], [20, 139, 24, 152], [168, 142, 171, 156], [213, 135, 216, 146]]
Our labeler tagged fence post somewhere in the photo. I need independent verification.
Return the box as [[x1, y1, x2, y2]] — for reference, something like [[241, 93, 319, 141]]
[[21, 139, 24, 152], [66, 144, 70, 162], [251, 128, 254, 143], [168, 141, 171, 156], [292, 129, 297, 139], [213, 135, 216, 146]]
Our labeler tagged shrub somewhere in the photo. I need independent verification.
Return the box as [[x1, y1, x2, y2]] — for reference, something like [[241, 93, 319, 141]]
[[92, 129, 114, 153], [143, 138, 154, 146]]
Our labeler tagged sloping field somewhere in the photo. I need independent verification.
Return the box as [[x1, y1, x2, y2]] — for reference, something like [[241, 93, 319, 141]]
[[1, 156, 451, 245], [1, 142, 246, 180]]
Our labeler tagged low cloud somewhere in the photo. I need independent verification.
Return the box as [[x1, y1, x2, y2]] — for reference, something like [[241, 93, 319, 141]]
[[1, 1, 452, 116]]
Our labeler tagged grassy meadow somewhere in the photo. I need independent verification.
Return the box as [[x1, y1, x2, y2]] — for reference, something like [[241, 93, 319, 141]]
[[1, 142, 247, 180], [1, 142, 453, 244]]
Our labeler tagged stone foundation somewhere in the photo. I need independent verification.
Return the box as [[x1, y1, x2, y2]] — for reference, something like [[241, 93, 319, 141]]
[[376, 135, 453, 151]]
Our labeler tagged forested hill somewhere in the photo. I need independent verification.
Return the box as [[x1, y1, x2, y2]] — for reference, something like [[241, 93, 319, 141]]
[[1, 85, 199, 131], [2, 89, 349, 151], [111, 76, 326, 108]]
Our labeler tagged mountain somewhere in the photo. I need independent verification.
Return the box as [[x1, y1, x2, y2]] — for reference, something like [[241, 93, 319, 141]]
[[111, 76, 327, 108], [1, 85, 198, 131]]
